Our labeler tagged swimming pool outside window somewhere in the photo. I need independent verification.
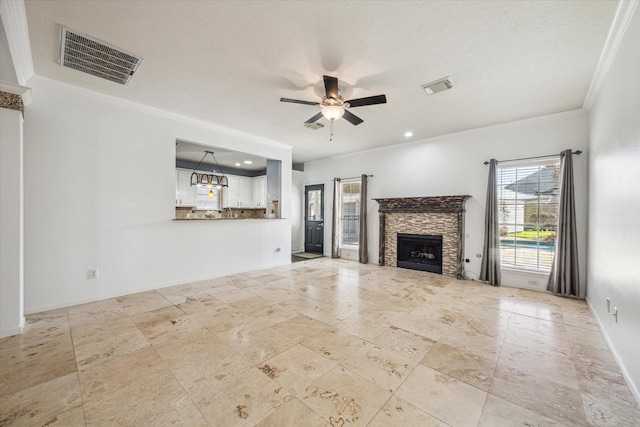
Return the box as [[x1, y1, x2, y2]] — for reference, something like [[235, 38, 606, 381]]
[[497, 157, 560, 272]]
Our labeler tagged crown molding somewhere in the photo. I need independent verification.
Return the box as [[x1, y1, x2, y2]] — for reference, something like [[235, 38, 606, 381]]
[[0, 0, 35, 86], [583, 0, 638, 109]]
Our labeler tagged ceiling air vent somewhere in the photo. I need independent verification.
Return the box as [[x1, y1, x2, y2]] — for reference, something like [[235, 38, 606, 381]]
[[422, 77, 454, 95], [304, 122, 325, 130], [60, 27, 143, 85]]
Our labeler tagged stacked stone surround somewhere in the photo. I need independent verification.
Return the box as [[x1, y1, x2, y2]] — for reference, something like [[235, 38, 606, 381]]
[[374, 196, 470, 278]]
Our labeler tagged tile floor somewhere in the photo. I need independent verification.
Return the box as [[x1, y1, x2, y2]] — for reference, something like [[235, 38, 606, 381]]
[[1, 258, 638, 426]]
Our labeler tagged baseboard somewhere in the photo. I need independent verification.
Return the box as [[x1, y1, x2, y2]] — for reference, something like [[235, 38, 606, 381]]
[[0, 316, 24, 338], [25, 260, 291, 315], [586, 297, 640, 406]]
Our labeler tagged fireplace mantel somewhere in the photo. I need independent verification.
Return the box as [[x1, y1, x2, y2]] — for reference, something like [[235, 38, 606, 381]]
[[374, 196, 470, 214], [374, 195, 470, 278]]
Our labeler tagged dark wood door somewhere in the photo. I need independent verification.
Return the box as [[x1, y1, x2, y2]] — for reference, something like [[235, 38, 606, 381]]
[[304, 184, 324, 254]]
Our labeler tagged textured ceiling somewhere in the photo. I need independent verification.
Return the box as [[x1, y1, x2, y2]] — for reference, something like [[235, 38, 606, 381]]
[[24, 1, 617, 163]]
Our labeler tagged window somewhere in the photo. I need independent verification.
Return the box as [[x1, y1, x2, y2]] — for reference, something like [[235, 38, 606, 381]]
[[195, 186, 221, 211], [498, 158, 560, 272], [340, 180, 361, 248]]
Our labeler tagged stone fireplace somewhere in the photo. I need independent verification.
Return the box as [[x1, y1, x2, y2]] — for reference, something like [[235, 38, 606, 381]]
[[373, 196, 470, 278]]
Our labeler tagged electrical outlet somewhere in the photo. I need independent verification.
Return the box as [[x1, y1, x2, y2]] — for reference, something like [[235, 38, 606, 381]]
[[89, 269, 99, 279], [527, 279, 539, 286]]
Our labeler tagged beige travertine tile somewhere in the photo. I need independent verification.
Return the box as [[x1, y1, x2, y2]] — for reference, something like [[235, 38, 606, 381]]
[[478, 394, 567, 427], [497, 340, 579, 389], [74, 326, 150, 371], [581, 391, 640, 427], [229, 295, 275, 314], [192, 368, 293, 427], [131, 305, 206, 346], [139, 400, 209, 427], [0, 373, 82, 426], [37, 405, 87, 426], [0, 332, 77, 397], [174, 291, 227, 316], [396, 364, 487, 427], [368, 395, 450, 427], [340, 342, 416, 393], [67, 298, 128, 330], [0, 308, 69, 350], [115, 290, 173, 316], [334, 313, 391, 341], [78, 346, 169, 402], [301, 327, 368, 362], [562, 312, 600, 331], [574, 363, 637, 408], [439, 317, 506, 361], [301, 366, 391, 426], [153, 328, 221, 367], [391, 311, 453, 341], [421, 342, 497, 391], [3, 258, 635, 426], [70, 315, 138, 348], [269, 314, 333, 342], [255, 396, 329, 427], [188, 304, 247, 334], [489, 364, 586, 427], [257, 344, 337, 395], [83, 369, 191, 426], [217, 325, 297, 364], [370, 325, 437, 363]]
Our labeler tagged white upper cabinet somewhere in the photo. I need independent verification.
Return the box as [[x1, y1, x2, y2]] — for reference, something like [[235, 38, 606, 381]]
[[252, 176, 267, 208], [223, 175, 252, 208], [175, 169, 196, 207]]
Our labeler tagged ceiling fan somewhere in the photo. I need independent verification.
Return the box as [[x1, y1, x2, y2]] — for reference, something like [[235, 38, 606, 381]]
[[280, 75, 386, 139]]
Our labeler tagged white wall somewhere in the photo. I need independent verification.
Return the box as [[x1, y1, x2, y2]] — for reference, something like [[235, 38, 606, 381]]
[[22, 76, 292, 313], [303, 109, 589, 293], [587, 5, 640, 402], [0, 107, 24, 337], [291, 170, 304, 253]]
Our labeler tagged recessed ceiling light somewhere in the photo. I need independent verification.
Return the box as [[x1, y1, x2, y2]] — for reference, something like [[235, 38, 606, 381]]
[[235, 162, 241, 166], [404, 131, 413, 138], [243, 160, 253, 165]]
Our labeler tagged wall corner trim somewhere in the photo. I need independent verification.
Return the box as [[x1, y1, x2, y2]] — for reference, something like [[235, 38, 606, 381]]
[[583, 0, 638, 109]]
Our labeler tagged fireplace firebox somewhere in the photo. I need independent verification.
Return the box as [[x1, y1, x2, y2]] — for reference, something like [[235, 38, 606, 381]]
[[397, 233, 443, 274]]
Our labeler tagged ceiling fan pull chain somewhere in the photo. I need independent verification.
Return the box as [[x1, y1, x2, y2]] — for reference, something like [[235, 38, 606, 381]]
[[330, 119, 334, 141]]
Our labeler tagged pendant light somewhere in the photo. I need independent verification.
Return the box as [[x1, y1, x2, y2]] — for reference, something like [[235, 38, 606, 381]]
[[189, 151, 229, 190]]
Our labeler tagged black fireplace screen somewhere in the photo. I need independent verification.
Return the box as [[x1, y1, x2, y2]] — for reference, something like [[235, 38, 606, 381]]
[[397, 233, 443, 274]]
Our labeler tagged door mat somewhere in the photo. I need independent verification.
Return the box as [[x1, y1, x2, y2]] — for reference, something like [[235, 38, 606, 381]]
[[293, 252, 324, 259]]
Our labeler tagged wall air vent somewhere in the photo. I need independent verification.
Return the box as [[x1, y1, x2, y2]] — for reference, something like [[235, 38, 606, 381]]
[[304, 122, 325, 130], [60, 27, 143, 85], [422, 77, 454, 95]]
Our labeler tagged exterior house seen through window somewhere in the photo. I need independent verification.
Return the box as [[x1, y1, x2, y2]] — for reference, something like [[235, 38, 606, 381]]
[[340, 180, 361, 248], [498, 157, 560, 272]]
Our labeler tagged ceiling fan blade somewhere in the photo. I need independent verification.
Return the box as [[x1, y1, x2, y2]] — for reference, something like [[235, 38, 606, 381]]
[[323, 75, 339, 100], [280, 97, 319, 106], [346, 94, 387, 108], [343, 110, 363, 126], [305, 112, 324, 124]]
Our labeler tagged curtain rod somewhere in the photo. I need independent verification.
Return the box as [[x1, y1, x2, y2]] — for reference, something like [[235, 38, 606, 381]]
[[333, 174, 373, 181], [483, 150, 582, 165]]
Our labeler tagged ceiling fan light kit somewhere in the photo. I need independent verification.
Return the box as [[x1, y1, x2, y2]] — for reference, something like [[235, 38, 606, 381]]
[[280, 75, 387, 140], [422, 77, 454, 95]]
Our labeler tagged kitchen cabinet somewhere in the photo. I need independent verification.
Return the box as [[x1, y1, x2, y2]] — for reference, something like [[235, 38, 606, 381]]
[[223, 175, 252, 208], [252, 175, 267, 208], [175, 169, 196, 207]]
